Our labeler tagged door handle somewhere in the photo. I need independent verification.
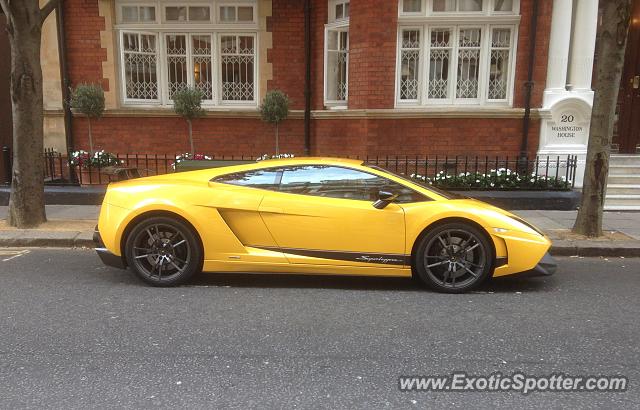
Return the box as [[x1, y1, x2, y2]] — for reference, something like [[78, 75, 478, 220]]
[[632, 75, 640, 89]]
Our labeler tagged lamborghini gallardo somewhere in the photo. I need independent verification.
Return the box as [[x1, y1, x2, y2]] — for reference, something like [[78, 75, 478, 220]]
[[94, 157, 556, 293]]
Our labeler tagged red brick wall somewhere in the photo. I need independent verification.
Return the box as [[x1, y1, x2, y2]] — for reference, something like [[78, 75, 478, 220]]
[[513, 0, 552, 108], [312, 117, 540, 158], [73, 115, 539, 159], [268, 0, 306, 110], [63, 0, 108, 90], [63, 0, 550, 159], [347, 0, 398, 109], [72, 116, 306, 155]]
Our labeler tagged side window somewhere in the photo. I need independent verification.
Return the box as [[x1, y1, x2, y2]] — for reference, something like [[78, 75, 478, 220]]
[[213, 169, 279, 190], [278, 165, 427, 203], [360, 175, 427, 203]]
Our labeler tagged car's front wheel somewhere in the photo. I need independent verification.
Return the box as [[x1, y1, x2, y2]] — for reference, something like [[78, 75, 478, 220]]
[[415, 222, 493, 293], [125, 216, 202, 286]]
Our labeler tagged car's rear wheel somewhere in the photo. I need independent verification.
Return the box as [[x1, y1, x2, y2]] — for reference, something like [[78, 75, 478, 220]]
[[415, 222, 493, 293], [125, 216, 202, 286]]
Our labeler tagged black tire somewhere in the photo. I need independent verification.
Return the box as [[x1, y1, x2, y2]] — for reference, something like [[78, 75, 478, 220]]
[[414, 222, 493, 293], [124, 216, 203, 287]]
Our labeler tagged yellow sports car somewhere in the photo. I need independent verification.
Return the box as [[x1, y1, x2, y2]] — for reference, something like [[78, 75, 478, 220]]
[[94, 157, 556, 293]]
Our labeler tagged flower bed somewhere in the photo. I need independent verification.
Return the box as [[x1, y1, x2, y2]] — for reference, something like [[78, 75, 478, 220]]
[[411, 168, 572, 191]]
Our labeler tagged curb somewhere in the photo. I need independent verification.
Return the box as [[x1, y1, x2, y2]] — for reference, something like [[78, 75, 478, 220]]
[[1, 237, 640, 257], [549, 241, 640, 258], [0, 233, 95, 249]]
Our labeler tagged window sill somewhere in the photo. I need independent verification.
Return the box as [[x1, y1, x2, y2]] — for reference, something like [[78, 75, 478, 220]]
[[311, 107, 539, 119], [78, 107, 266, 119]]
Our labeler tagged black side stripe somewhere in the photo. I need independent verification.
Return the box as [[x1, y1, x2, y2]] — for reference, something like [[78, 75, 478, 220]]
[[251, 245, 411, 266]]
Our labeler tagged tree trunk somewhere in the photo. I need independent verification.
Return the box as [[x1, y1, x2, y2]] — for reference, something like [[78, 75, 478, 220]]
[[4, 1, 48, 228], [275, 122, 279, 155], [187, 119, 194, 155], [87, 117, 94, 155], [573, 0, 632, 237]]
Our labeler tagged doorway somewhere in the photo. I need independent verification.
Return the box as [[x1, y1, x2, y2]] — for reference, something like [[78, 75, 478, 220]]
[[0, 14, 12, 183], [616, 0, 640, 154]]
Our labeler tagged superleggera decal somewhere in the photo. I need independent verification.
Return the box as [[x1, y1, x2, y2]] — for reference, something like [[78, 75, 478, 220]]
[[250, 245, 411, 266]]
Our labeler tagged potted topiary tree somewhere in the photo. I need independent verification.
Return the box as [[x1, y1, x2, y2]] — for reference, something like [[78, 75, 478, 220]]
[[260, 90, 290, 155], [173, 86, 205, 156], [69, 83, 105, 155], [69, 83, 121, 185]]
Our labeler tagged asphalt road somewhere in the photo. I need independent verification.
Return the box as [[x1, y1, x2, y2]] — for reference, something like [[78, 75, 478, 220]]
[[0, 249, 638, 409]]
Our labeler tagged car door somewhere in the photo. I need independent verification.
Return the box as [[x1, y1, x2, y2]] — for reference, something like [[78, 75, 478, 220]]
[[257, 165, 415, 267], [207, 167, 288, 264]]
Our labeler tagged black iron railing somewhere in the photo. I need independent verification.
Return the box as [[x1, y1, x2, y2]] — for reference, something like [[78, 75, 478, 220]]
[[0, 147, 578, 191], [363, 155, 578, 191]]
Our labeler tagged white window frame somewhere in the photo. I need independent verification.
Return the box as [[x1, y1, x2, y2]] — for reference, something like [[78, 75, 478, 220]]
[[398, 0, 425, 16], [324, 22, 350, 108], [117, 2, 160, 24], [114, 0, 259, 108], [162, 3, 213, 24], [120, 31, 162, 104], [217, 2, 257, 24], [399, 0, 519, 17], [395, 0, 519, 108], [397, 26, 423, 104], [161, 33, 217, 103], [219, 33, 258, 105], [486, 24, 516, 103], [328, 0, 350, 23]]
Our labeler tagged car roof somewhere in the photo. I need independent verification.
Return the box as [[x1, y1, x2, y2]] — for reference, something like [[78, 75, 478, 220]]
[[253, 157, 364, 166]]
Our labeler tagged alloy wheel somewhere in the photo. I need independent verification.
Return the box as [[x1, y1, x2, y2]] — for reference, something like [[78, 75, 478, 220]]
[[422, 228, 487, 290], [131, 222, 192, 281]]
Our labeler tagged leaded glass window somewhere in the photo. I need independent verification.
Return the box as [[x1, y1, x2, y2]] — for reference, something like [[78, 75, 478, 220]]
[[165, 34, 188, 99], [399, 29, 421, 101], [123, 32, 159, 100], [456, 28, 481, 99], [164, 34, 214, 101], [220, 35, 255, 102], [192, 35, 214, 100], [397, 0, 519, 105], [428, 28, 451, 99], [488, 28, 511, 100], [326, 29, 349, 102], [117, 1, 258, 107]]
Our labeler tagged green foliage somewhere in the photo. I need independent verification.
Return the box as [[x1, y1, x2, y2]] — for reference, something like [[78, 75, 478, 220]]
[[172, 87, 205, 120], [260, 90, 290, 124], [69, 83, 105, 118], [412, 168, 572, 191]]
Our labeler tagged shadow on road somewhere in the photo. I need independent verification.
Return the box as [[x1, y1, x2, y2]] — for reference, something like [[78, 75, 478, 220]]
[[174, 271, 558, 293]]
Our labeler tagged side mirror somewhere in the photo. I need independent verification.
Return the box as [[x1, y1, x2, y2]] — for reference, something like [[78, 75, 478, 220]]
[[373, 191, 398, 209]]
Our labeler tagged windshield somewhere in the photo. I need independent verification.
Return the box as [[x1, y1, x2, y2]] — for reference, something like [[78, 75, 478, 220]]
[[366, 165, 466, 200]]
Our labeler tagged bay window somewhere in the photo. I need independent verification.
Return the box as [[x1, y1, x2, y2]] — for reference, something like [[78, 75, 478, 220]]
[[116, 0, 258, 107], [396, 0, 519, 106]]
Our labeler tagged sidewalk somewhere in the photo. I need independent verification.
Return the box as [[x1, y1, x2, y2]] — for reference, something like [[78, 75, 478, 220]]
[[0, 206, 639, 256]]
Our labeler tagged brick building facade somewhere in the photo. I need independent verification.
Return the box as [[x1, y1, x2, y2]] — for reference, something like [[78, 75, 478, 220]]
[[34, 0, 601, 167]]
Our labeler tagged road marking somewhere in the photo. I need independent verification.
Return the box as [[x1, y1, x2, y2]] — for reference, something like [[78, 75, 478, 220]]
[[0, 250, 30, 262]]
